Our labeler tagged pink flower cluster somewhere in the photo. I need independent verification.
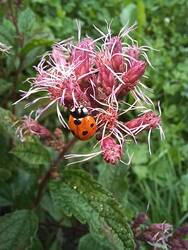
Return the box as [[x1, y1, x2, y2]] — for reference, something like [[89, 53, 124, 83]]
[[132, 213, 188, 249], [16, 24, 164, 165]]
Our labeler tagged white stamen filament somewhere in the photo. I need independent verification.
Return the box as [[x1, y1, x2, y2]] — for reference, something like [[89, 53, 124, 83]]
[[56, 101, 68, 128], [65, 151, 102, 166], [148, 128, 152, 155]]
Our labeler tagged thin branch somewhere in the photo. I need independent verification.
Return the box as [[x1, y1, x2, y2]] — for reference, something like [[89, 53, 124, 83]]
[[7, 0, 24, 114], [33, 137, 77, 208]]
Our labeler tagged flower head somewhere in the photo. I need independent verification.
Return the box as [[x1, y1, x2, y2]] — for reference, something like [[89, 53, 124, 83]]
[[16, 23, 164, 165]]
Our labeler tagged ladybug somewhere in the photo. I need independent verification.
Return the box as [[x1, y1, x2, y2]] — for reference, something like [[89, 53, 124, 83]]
[[68, 107, 97, 141]]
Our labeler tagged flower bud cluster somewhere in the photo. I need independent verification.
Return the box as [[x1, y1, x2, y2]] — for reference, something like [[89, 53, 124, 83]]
[[132, 213, 188, 249], [16, 24, 164, 165]]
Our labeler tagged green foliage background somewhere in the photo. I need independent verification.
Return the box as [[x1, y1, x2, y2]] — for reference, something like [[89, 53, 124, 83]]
[[0, 0, 188, 249]]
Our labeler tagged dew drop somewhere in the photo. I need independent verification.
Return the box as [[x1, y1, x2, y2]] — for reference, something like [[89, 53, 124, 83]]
[[100, 204, 104, 211]]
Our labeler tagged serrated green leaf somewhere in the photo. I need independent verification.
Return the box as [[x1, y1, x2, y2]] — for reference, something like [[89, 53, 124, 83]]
[[18, 8, 36, 33], [0, 209, 38, 250], [0, 169, 37, 208], [11, 140, 51, 166], [0, 19, 16, 45], [21, 39, 54, 56], [49, 169, 135, 250], [0, 107, 16, 137]]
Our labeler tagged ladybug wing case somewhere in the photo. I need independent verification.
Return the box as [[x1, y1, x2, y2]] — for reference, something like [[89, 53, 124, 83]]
[[68, 115, 96, 141], [77, 116, 97, 141]]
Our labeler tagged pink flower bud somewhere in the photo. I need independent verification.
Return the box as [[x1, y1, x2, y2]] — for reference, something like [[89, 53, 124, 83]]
[[100, 137, 122, 165], [122, 60, 146, 86], [143, 223, 172, 244], [132, 213, 149, 229], [107, 36, 124, 72], [17, 117, 52, 141], [169, 225, 188, 250], [54, 128, 63, 139], [116, 61, 146, 98], [26, 119, 51, 138], [71, 38, 94, 82], [126, 45, 141, 63], [96, 52, 115, 95], [52, 45, 67, 66], [125, 111, 160, 133]]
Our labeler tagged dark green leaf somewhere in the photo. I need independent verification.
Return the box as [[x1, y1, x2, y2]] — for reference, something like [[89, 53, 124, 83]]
[[21, 39, 54, 56], [0, 79, 12, 95], [0, 19, 16, 45], [11, 139, 51, 166], [0, 107, 16, 137], [49, 169, 135, 250], [79, 234, 110, 250], [0, 169, 12, 181], [0, 209, 38, 250], [18, 8, 36, 33]]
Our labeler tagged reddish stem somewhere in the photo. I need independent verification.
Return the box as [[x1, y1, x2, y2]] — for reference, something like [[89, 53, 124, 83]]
[[33, 138, 77, 208]]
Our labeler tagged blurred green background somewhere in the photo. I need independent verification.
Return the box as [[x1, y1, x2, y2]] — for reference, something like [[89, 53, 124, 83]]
[[0, 0, 188, 249]]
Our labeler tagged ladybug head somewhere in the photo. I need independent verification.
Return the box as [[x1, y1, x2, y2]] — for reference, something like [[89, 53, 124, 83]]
[[70, 106, 88, 118]]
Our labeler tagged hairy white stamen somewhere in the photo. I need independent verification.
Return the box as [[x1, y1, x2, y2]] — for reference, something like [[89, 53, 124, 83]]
[[56, 101, 68, 128], [148, 128, 152, 155], [120, 151, 133, 166], [65, 151, 102, 166]]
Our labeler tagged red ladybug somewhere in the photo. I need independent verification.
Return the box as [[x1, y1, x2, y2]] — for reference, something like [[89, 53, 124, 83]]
[[68, 107, 97, 141]]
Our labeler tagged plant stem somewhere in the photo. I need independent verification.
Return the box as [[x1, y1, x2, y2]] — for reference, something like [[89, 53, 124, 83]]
[[33, 138, 77, 208], [7, 0, 24, 114]]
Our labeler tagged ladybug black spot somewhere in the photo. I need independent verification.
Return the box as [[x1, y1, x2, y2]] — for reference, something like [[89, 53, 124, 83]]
[[74, 119, 82, 125], [82, 131, 88, 136], [90, 123, 94, 128]]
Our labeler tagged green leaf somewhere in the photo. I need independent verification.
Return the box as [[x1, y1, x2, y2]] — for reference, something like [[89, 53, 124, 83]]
[[41, 193, 64, 221], [0, 79, 12, 95], [11, 139, 51, 166], [0, 209, 38, 250], [49, 169, 135, 250], [132, 165, 148, 179], [18, 8, 36, 33], [97, 163, 128, 204], [79, 234, 110, 250], [0, 107, 16, 137], [21, 39, 54, 56], [0, 168, 12, 181], [131, 144, 148, 165], [0, 19, 16, 45], [120, 4, 137, 26], [30, 237, 43, 250]]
